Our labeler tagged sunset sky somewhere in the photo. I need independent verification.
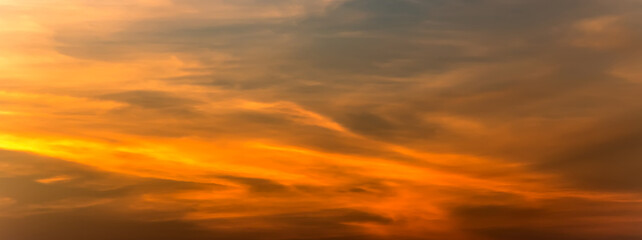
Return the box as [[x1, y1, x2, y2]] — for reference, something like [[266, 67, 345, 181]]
[[1, 0, 642, 239]]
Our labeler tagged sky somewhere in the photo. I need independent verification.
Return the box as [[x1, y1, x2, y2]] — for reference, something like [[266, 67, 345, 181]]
[[1, 0, 642, 239]]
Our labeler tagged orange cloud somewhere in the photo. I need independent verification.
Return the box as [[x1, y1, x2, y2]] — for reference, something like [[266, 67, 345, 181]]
[[1, 0, 642, 239]]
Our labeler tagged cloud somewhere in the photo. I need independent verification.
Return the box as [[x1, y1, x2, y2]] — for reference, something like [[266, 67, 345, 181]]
[[536, 110, 642, 191], [449, 197, 642, 240], [2, 0, 642, 239], [0, 209, 216, 240], [0, 150, 397, 239], [100, 90, 201, 110], [219, 175, 290, 194]]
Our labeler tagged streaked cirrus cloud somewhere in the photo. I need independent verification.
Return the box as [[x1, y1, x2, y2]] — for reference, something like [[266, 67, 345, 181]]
[[1, 0, 642, 239]]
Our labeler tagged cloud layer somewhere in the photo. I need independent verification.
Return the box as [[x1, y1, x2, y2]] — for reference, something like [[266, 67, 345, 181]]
[[1, 0, 642, 239]]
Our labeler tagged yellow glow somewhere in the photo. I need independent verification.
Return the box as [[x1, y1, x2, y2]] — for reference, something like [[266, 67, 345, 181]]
[[36, 175, 73, 184]]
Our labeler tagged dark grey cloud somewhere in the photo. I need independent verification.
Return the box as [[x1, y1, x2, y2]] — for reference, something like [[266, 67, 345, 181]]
[[99, 90, 203, 120], [536, 110, 642, 191], [194, 208, 393, 240], [219, 175, 290, 194], [0, 209, 215, 240], [450, 199, 642, 240], [100, 90, 200, 110]]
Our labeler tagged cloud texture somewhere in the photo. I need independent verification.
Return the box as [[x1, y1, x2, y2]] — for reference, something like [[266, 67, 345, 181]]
[[1, 0, 642, 239]]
